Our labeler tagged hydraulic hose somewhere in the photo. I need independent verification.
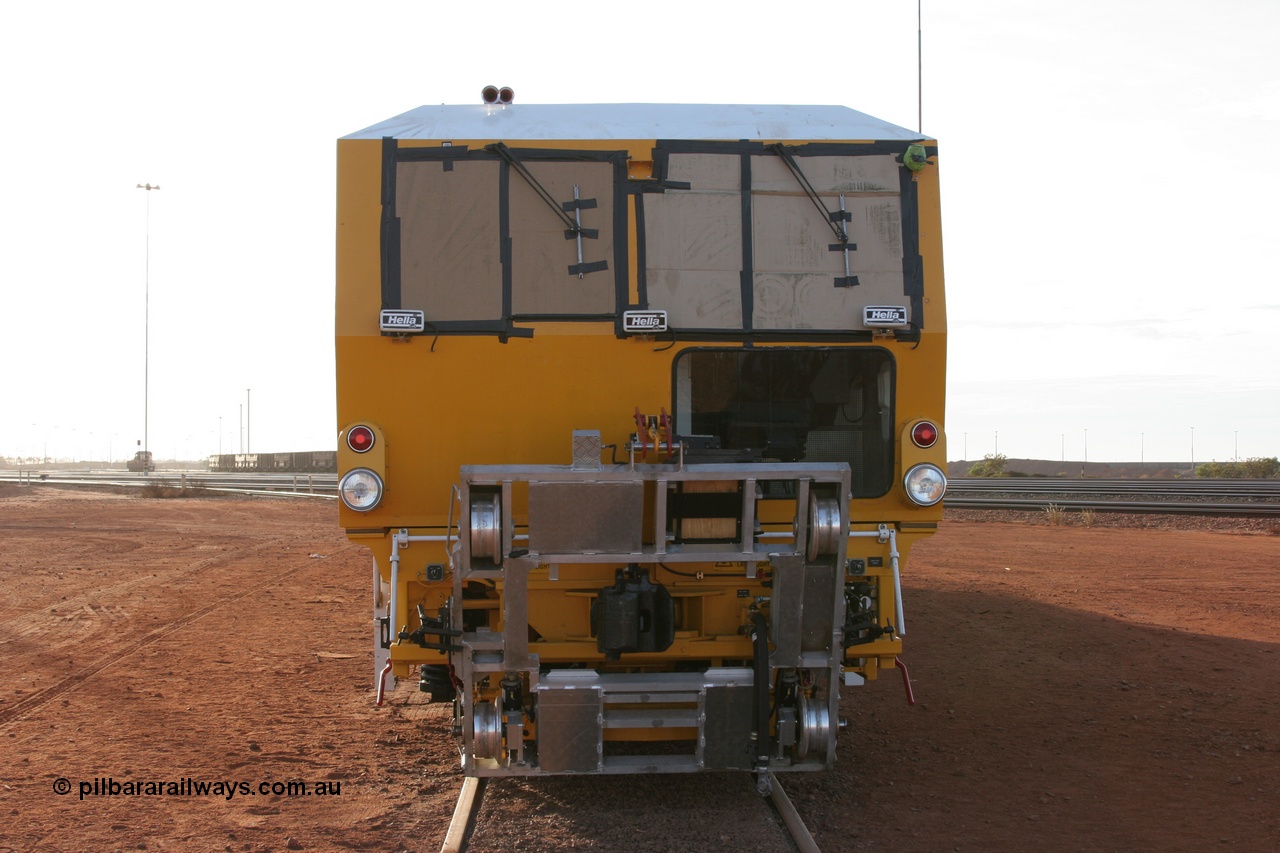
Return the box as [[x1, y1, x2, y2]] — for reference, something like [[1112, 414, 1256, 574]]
[[750, 611, 771, 773]]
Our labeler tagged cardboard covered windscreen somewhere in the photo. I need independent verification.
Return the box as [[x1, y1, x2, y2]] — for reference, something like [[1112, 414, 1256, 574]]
[[643, 148, 915, 333], [396, 160, 503, 322], [642, 153, 744, 329], [388, 148, 619, 330], [382, 139, 919, 338], [507, 161, 616, 316]]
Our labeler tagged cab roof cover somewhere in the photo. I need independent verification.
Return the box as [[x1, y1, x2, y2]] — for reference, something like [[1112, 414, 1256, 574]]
[[343, 103, 927, 142]]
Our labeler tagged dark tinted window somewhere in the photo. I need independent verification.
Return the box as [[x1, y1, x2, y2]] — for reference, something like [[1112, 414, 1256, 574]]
[[674, 348, 894, 497]]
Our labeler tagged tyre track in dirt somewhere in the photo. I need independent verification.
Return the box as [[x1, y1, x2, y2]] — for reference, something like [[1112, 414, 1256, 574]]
[[0, 527, 143, 623], [0, 540, 263, 647], [0, 543, 308, 729]]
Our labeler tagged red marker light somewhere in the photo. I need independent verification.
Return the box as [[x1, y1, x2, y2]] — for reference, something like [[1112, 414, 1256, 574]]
[[911, 421, 939, 448], [348, 426, 375, 453]]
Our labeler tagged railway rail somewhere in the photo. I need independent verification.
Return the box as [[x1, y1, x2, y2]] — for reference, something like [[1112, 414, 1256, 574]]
[[438, 773, 821, 853], [3, 471, 1279, 515], [948, 477, 1280, 498], [0, 469, 338, 498], [946, 477, 1280, 516]]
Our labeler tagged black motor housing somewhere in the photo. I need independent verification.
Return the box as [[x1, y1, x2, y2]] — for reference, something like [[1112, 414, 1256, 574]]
[[591, 565, 675, 660]]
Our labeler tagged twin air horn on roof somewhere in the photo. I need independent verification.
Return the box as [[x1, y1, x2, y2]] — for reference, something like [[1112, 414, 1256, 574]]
[[481, 86, 515, 105]]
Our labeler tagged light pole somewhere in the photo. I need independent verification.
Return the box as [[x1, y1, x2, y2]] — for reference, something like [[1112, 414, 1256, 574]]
[[137, 182, 160, 475], [917, 0, 923, 133], [1190, 426, 1195, 471]]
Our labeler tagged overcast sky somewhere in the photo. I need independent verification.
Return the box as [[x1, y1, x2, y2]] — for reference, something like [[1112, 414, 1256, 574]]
[[2, 0, 1276, 466]]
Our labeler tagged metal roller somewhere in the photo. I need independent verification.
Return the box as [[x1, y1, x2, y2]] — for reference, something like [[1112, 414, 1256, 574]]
[[470, 492, 501, 565], [806, 493, 842, 561], [472, 701, 502, 759], [795, 692, 832, 760]]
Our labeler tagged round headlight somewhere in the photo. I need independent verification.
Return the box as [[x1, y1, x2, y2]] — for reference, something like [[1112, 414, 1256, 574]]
[[339, 468, 383, 511], [903, 463, 947, 507]]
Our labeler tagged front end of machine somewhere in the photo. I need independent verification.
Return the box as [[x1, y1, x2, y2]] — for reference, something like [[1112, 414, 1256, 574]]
[[336, 100, 947, 781]]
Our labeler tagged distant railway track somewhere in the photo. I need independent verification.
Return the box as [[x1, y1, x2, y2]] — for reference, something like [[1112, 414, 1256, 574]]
[[948, 477, 1280, 497], [4, 471, 1278, 516], [0, 469, 338, 498], [946, 478, 1280, 516]]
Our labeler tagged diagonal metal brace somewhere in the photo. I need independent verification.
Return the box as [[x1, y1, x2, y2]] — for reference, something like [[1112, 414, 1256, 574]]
[[767, 143, 848, 244], [487, 144, 606, 278], [487, 142, 579, 232], [768, 144, 858, 286]]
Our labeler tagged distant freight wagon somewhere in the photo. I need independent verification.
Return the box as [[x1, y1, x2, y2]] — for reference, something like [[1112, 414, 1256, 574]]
[[206, 451, 336, 473]]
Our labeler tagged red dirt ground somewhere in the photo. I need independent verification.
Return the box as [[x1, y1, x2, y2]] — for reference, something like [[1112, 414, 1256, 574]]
[[1, 485, 1277, 852]]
